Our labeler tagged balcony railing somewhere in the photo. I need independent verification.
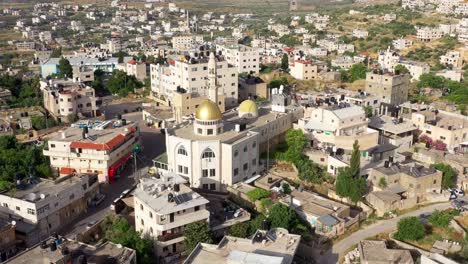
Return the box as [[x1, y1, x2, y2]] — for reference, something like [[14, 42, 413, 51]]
[[157, 232, 184, 242]]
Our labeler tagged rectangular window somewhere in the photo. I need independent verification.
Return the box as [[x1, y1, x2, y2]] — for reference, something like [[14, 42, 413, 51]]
[[209, 169, 215, 177], [178, 165, 183, 173], [202, 169, 209, 177], [207, 129, 213, 135], [210, 184, 216, 190], [27, 208, 35, 215], [243, 163, 248, 171], [184, 167, 188, 174], [234, 168, 239, 176]]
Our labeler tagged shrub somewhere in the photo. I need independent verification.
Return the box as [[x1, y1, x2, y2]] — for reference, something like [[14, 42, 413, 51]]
[[394, 217, 425, 241], [246, 188, 270, 202], [428, 210, 454, 228]]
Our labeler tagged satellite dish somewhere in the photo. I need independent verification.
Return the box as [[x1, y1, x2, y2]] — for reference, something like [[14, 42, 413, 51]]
[[116, 244, 123, 249], [11, 221, 16, 226], [40, 194, 46, 199]]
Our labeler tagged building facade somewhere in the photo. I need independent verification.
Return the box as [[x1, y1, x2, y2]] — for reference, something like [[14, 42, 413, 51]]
[[365, 71, 409, 105]]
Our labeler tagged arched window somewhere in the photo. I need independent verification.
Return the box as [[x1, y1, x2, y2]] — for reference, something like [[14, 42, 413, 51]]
[[202, 148, 215, 159], [177, 146, 188, 156]]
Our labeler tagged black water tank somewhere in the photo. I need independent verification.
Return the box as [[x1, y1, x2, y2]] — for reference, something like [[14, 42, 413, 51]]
[[384, 161, 390, 168], [50, 242, 57, 251], [117, 113, 122, 120], [121, 119, 127, 126], [174, 184, 180, 192]]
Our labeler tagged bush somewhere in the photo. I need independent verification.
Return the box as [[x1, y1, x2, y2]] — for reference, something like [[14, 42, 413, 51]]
[[428, 210, 454, 228], [433, 163, 457, 189], [394, 217, 425, 241], [228, 222, 249, 238], [246, 188, 270, 202], [282, 182, 292, 194]]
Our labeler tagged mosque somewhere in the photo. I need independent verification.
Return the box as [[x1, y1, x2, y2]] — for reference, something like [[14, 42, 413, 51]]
[[160, 53, 303, 191]]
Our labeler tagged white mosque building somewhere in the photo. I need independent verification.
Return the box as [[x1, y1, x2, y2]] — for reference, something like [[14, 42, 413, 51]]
[[159, 53, 304, 191]]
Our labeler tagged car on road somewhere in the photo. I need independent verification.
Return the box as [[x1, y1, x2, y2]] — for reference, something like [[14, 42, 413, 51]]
[[110, 198, 125, 214], [120, 189, 131, 198], [451, 199, 468, 211], [454, 189, 465, 197]]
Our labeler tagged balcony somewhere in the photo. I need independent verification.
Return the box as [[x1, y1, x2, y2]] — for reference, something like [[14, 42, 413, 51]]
[[157, 232, 184, 242]]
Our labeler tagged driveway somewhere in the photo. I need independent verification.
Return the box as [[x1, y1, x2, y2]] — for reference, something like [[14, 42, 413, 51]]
[[317, 202, 451, 264]]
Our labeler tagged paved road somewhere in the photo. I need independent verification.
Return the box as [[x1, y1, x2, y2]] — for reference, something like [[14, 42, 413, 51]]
[[317, 202, 451, 264], [63, 111, 166, 238]]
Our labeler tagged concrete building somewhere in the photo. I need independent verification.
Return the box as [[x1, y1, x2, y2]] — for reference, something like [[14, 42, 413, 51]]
[[40, 79, 100, 122], [353, 29, 369, 39], [126, 59, 147, 81], [216, 44, 260, 74], [436, 69, 464, 82], [134, 173, 209, 262], [392, 38, 413, 50], [43, 119, 139, 183], [0, 174, 99, 246], [399, 60, 430, 81], [368, 115, 418, 151], [238, 75, 268, 101], [365, 71, 409, 105], [440, 51, 463, 68], [378, 48, 401, 71], [0, 220, 16, 262], [72, 66, 94, 83], [8, 238, 136, 264], [289, 60, 320, 81], [41, 57, 127, 77], [302, 104, 379, 151], [150, 53, 238, 108], [172, 35, 204, 51], [185, 228, 300, 264], [417, 26, 443, 42], [369, 162, 443, 200], [163, 81, 302, 191], [359, 240, 414, 264], [410, 109, 468, 153]]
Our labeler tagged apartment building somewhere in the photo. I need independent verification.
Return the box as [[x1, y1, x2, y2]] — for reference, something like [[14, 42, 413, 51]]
[[126, 59, 147, 81], [150, 53, 238, 108], [458, 18, 468, 44], [185, 228, 300, 264], [40, 79, 100, 122], [417, 26, 443, 42], [171, 35, 204, 51], [369, 162, 442, 200], [399, 60, 430, 81], [352, 29, 369, 39], [289, 60, 320, 80], [393, 38, 413, 50], [216, 44, 260, 74], [369, 115, 418, 151], [72, 66, 94, 83], [302, 104, 379, 151], [107, 38, 124, 53], [378, 47, 401, 71], [43, 119, 140, 183], [15, 41, 36, 51], [134, 173, 209, 262], [8, 238, 136, 264], [411, 109, 468, 153], [238, 75, 268, 101], [0, 174, 99, 246], [440, 51, 463, 68], [402, 0, 426, 9], [365, 71, 410, 105]]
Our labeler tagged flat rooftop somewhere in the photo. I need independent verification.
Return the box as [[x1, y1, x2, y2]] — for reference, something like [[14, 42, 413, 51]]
[[416, 110, 468, 130], [9, 238, 135, 264], [134, 173, 209, 215], [185, 228, 301, 264], [0, 174, 90, 202], [369, 115, 417, 135], [48, 119, 137, 150], [169, 106, 295, 142], [375, 162, 438, 178], [359, 240, 413, 263], [284, 189, 349, 217]]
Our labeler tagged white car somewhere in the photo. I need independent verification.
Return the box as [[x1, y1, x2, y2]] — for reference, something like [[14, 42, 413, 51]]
[[454, 189, 465, 197]]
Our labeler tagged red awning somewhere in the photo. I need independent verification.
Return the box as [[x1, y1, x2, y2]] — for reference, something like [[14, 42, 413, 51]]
[[60, 167, 75, 175]]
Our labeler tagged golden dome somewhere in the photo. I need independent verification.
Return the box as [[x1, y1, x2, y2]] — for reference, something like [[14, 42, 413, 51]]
[[195, 99, 222, 121], [239, 100, 258, 113]]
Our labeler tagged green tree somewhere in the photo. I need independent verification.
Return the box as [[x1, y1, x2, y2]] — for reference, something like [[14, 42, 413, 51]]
[[184, 222, 213, 254], [335, 140, 366, 202], [378, 177, 388, 188], [117, 51, 125, 63], [31, 115, 57, 130], [269, 77, 288, 88], [102, 215, 153, 264], [281, 54, 289, 71], [433, 163, 457, 189], [394, 216, 426, 241], [58, 57, 73, 78], [394, 64, 409, 74], [363, 106, 373, 117], [228, 222, 249, 238], [50, 48, 62, 58], [348, 63, 367, 82], [249, 214, 266, 234], [417, 73, 446, 89], [282, 182, 292, 194], [107, 70, 143, 97], [267, 203, 299, 230], [428, 210, 456, 228]]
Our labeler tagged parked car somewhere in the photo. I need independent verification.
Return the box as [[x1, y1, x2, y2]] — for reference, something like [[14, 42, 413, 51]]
[[110, 198, 125, 214], [454, 189, 465, 197], [91, 193, 106, 207], [451, 199, 467, 211], [120, 189, 131, 198]]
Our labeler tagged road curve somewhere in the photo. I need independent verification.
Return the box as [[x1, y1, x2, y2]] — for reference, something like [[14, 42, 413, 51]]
[[317, 202, 451, 264]]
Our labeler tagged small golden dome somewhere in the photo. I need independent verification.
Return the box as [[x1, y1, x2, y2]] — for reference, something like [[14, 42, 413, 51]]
[[239, 100, 258, 113], [195, 99, 222, 121]]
